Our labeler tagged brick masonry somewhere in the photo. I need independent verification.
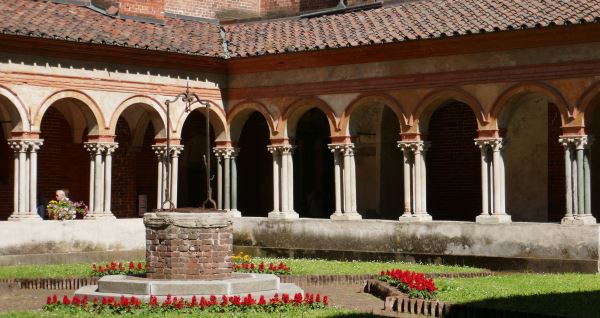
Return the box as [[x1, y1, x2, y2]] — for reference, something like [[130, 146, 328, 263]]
[[426, 101, 481, 221], [145, 212, 233, 280]]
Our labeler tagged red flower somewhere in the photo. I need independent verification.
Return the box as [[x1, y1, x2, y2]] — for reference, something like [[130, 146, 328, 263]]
[[316, 293, 321, 303], [258, 295, 266, 305], [46, 296, 52, 305], [62, 295, 71, 305], [282, 293, 290, 304], [221, 295, 229, 306], [129, 261, 134, 270], [323, 296, 329, 306], [293, 293, 303, 305], [52, 295, 58, 304], [137, 262, 143, 271]]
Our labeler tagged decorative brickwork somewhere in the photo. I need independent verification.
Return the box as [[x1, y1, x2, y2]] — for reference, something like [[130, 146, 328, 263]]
[[145, 212, 233, 280]]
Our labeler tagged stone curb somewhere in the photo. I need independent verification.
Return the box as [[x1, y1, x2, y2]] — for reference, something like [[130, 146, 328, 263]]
[[0, 271, 492, 290], [364, 279, 570, 318]]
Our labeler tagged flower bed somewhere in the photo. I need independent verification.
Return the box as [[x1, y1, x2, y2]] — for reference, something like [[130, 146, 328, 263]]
[[45, 292, 328, 314], [91, 261, 145, 277], [47, 200, 88, 220], [232, 252, 291, 275], [378, 269, 437, 299]]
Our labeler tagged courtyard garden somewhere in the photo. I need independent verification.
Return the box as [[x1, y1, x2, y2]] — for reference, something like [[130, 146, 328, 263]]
[[0, 256, 598, 317]]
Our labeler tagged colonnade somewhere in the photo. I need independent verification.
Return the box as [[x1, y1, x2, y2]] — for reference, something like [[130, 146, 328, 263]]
[[3, 132, 598, 224]]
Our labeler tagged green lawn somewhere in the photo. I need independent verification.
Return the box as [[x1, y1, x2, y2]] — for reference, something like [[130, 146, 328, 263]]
[[437, 273, 600, 318], [0, 309, 380, 318], [0, 258, 482, 279]]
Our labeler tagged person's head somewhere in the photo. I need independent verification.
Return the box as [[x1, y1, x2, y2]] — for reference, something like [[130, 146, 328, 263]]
[[55, 190, 66, 201]]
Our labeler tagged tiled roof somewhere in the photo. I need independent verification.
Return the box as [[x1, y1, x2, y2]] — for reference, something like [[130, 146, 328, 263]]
[[1, 0, 600, 59], [224, 0, 600, 57], [0, 0, 225, 57]]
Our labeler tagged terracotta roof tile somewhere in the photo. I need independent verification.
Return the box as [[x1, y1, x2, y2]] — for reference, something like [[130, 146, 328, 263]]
[[225, 0, 600, 57], [1, 0, 600, 59], [0, 0, 224, 57]]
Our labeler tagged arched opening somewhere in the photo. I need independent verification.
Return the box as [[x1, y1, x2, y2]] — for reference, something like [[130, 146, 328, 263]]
[[499, 94, 564, 222], [0, 97, 23, 220], [178, 110, 216, 207], [38, 102, 94, 217], [237, 112, 272, 216], [425, 101, 481, 221], [112, 103, 161, 217], [349, 104, 403, 219], [293, 108, 334, 218]]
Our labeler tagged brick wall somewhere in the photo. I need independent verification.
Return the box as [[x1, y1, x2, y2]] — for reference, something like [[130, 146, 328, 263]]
[[38, 107, 90, 216], [111, 118, 138, 218], [119, 0, 165, 20], [426, 101, 481, 221], [0, 129, 12, 220], [260, 0, 338, 15], [547, 104, 564, 222], [165, 0, 261, 19]]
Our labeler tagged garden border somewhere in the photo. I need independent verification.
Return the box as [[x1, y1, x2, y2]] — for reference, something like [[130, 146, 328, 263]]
[[0, 271, 493, 290], [364, 279, 570, 318]]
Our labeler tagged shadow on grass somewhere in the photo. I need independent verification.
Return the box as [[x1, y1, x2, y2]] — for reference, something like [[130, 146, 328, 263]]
[[447, 290, 600, 318]]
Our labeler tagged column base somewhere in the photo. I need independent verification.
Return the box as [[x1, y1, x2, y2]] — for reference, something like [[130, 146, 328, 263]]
[[399, 213, 433, 223], [562, 215, 597, 225], [7, 213, 43, 221], [84, 213, 117, 220], [330, 212, 362, 220], [476, 214, 511, 224], [229, 210, 242, 218], [268, 211, 299, 220]]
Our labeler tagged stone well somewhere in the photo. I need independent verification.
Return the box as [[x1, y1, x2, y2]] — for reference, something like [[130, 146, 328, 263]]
[[144, 211, 233, 280]]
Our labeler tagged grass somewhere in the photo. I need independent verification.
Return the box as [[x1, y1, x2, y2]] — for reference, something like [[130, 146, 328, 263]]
[[436, 273, 600, 317], [0, 308, 382, 318], [0, 258, 482, 279]]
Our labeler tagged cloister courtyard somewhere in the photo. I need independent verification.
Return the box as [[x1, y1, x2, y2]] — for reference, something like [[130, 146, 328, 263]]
[[2, 0, 600, 316]]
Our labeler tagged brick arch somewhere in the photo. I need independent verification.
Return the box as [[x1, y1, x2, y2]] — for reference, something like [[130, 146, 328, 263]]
[[578, 81, 600, 128], [0, 84, 29, 135], [341, 93, 409, 135], [175, 101, 228, 142], [109, 95, 169, 140], [282, 97, 338, 139], [491, 82, 572, 129], [227, 100, 277, 142], [34, 90, 104, 136], [415, 88, 486, 134]]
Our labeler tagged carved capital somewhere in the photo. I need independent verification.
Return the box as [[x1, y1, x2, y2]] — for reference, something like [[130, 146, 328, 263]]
[[398, 140, 429, 154], [328, 143, 355, 156], [85, 142, 119, 156], [267, 144, 294, 155], [559, 135, 592, 150]]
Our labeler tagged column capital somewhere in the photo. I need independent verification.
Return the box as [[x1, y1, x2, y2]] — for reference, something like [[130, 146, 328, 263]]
[[398, 140, 430, 153], [559, 135, 592, 149], [151, 144, 182, 158], [474, 138, 503, 150], [267, 144, 294, 154], [84, 142, 119, 154], [8, 139, 44, 152], [328, 143, 355, 155], [213, 146, 239, 159]]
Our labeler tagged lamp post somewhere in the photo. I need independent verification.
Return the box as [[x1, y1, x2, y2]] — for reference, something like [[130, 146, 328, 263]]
[[163, 85, 217, 210]]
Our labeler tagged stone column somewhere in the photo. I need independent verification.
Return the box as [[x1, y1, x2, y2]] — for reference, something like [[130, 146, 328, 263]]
[[216, 156, 223, 209], [84, 142, 118, 219], [152, 145, 183, 210], [230, 149, 241, 217], [213, 147, 240, 217], [267, 145, 299, 219], [397, 141, 432, 222], [7, 139, 44, 221], [474, 138, 511, 224], [328, 143, 361, 220], [559, 136, 596, 224]]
